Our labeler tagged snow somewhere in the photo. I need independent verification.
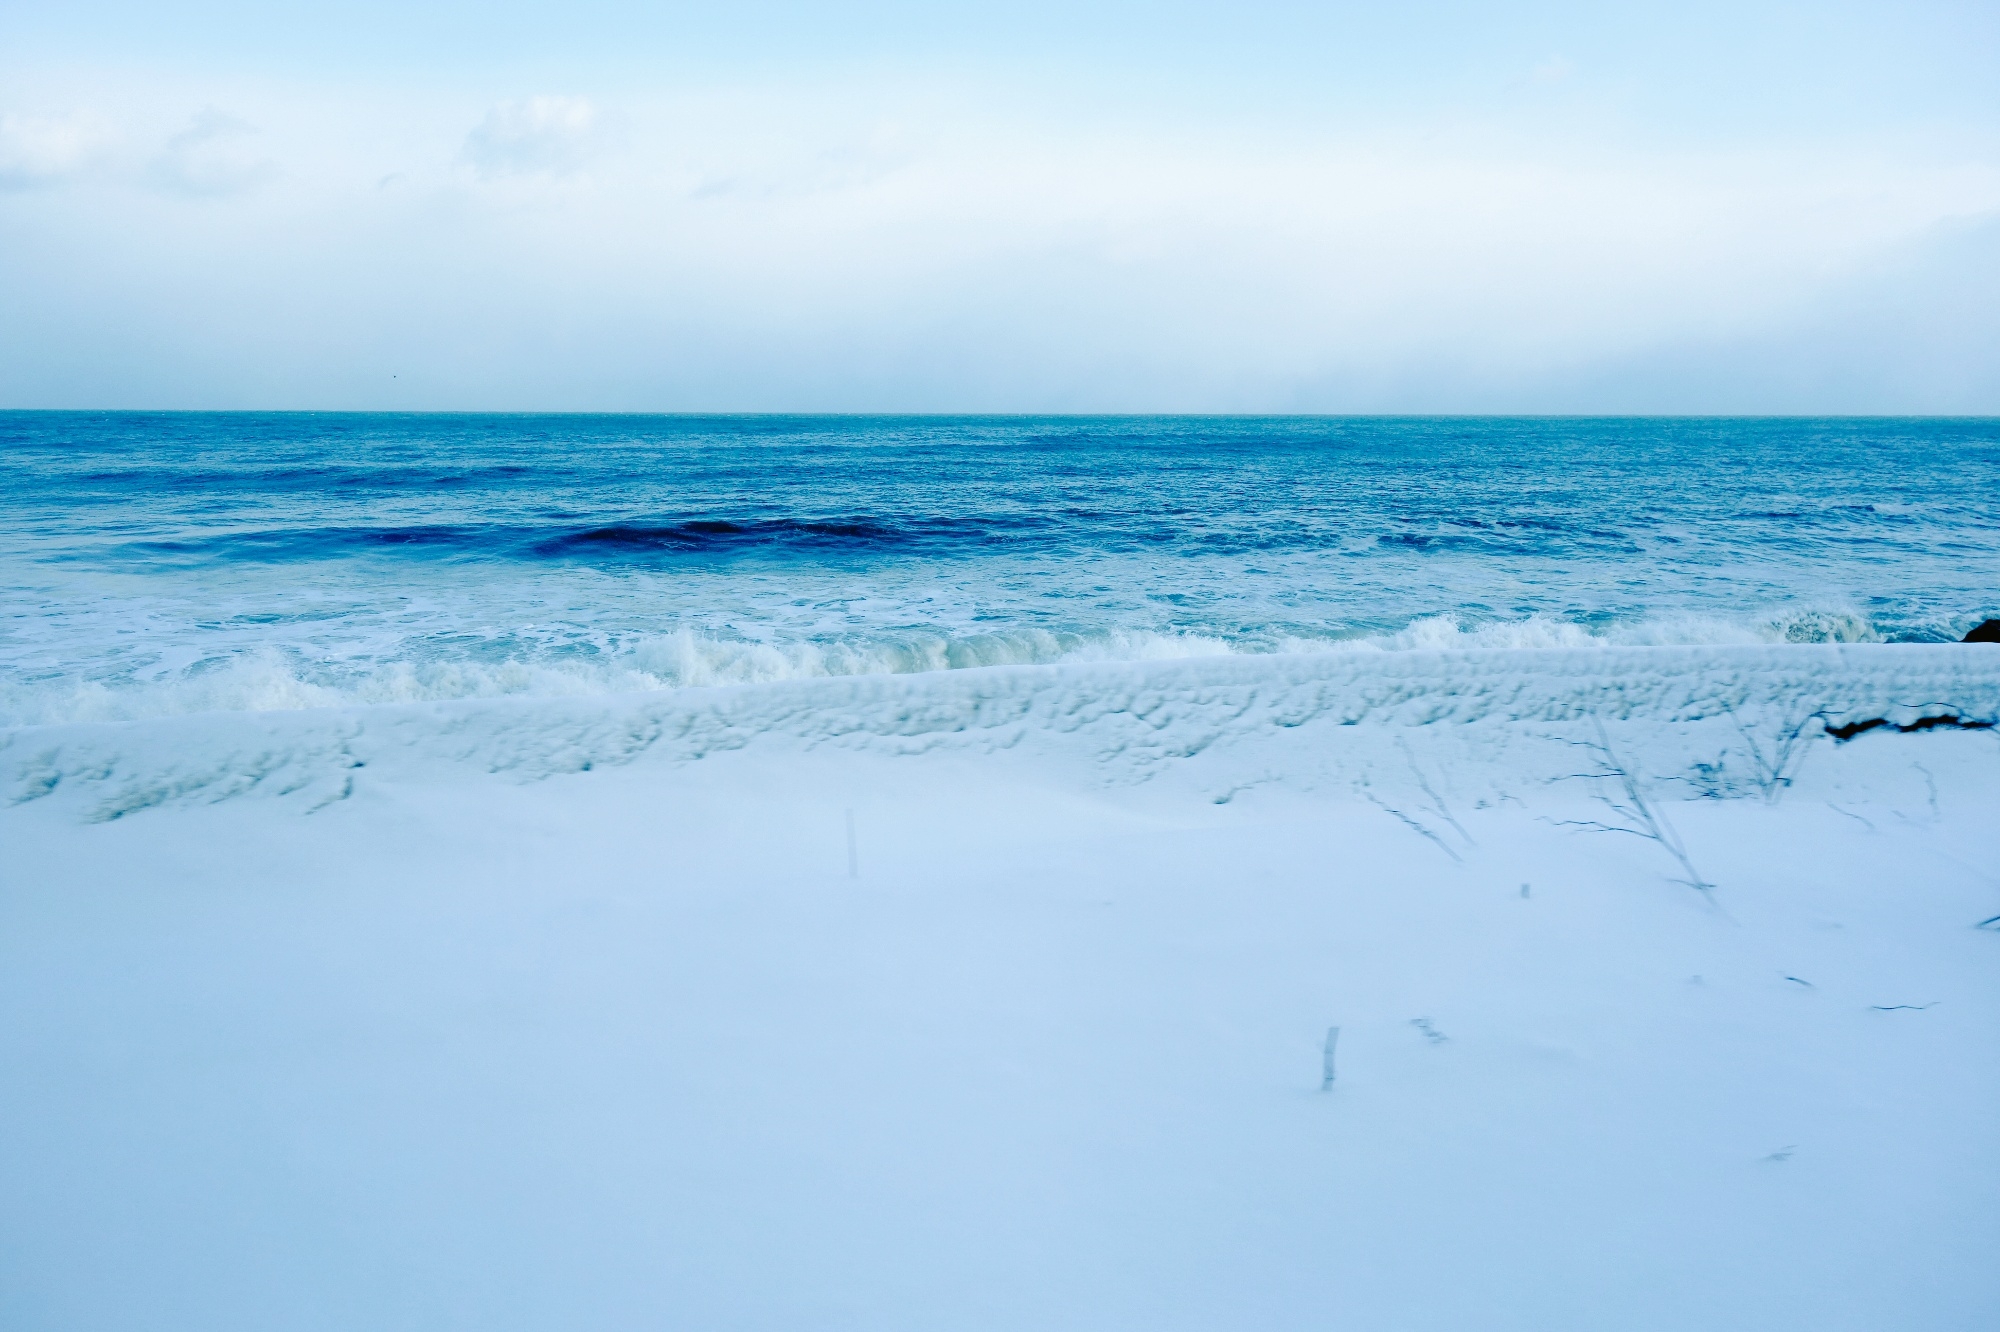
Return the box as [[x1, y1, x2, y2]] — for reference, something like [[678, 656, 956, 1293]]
[[3, 645, 1998, 1330]]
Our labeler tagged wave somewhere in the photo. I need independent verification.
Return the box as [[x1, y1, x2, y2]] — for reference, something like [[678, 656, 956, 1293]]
[[531, 516, 1046, 556], [104, 514, 1070, 566], [92, 509, 1675, 567], [0, 608, 1928, 728]]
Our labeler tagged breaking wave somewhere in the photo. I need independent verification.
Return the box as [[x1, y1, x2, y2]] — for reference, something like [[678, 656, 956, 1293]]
[[11, 414, 1997, 730], [0, 608, 1919, 727]]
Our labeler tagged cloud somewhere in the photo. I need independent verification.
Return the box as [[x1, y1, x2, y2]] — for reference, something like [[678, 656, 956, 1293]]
[[0, 112, 107, 189], [464, 96, 601, 179], [1, 70, 1995, 410], [149, 108, 277, 197]]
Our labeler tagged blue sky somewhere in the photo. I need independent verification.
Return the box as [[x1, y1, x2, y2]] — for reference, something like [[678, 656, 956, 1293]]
[[2, 1, 1996, 411]]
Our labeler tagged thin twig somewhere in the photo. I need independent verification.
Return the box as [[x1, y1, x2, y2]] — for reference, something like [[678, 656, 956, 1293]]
[[1721, 702, 1824, 805], [1361, 787, 1463, 863], [1399, 737, 1474, 848], [1547, 719, 1712, 893]]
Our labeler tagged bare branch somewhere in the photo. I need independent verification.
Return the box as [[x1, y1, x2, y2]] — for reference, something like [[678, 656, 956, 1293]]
[[1549, 720, 1713, 893], [1361, 787, 1463, 863], [1720, 702, 1825, 804], [1399, 737, 1474, 849]]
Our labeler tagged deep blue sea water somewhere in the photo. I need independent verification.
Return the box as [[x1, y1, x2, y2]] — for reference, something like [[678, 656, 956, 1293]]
[[3, 413, 1996, 723]]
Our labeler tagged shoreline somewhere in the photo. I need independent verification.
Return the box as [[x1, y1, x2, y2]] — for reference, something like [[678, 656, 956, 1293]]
[[7, 642, 1998, 820]]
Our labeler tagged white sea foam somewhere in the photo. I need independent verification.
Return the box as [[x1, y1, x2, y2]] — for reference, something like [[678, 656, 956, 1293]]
[[0, 608, 1921, 727]]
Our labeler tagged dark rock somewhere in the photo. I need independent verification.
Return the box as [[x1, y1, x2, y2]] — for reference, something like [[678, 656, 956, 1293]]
[[1825, 712, 1997, 741], [1965, 619, 2000, 643]]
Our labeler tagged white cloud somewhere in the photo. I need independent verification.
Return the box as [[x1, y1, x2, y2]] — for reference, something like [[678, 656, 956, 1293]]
[[0, 112, 108, 189], [149, 108, 277, 197], [464, 96, 601, 179], [0, 73, 1995, 410]]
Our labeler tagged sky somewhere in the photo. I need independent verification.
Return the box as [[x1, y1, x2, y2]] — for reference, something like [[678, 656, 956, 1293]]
[[1, 1, 1997, 412]]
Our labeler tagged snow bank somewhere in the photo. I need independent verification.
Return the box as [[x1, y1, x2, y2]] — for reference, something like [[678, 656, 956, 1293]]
[[2, 646, 1997, 1330], [7, 643, 1998, 821]]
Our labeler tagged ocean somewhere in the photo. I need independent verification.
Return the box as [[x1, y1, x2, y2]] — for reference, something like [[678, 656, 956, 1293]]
[[3, 412, 1996, 725]]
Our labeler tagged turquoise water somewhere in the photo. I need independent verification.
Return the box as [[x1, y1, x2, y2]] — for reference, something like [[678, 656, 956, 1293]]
[[3, 413, 1996, 722]]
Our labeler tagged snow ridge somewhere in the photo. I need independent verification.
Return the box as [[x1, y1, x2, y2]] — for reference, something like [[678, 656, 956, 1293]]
[[6, 644, 1997, 824]]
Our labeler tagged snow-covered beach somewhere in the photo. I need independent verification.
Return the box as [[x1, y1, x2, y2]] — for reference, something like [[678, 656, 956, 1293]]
[[6, 643, 1997, 1329], [9, 0, 2000, 1316]]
